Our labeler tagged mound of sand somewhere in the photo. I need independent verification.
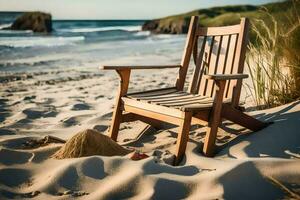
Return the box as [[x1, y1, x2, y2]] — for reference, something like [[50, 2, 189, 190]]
[[53, 129, 131, 159]]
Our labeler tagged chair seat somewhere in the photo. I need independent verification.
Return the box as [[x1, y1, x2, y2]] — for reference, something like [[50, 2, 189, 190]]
[[124, 87, 231, 112]]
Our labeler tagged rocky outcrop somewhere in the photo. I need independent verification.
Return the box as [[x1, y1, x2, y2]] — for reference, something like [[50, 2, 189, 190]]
[[142, 18, 190, 34], [142, 20, 159, 33], [9, 12, 52, 33]]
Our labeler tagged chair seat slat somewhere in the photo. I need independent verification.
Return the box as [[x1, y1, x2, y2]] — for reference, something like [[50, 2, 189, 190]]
[[127, 87, 178, 98], [126, 88, 223, 112]]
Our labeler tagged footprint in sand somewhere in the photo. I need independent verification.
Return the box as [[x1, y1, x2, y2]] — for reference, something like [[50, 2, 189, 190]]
[[93, 125, 108, 132], [22, 107, 58, 119], [151, 179, 191, 199], [0, 168, 32, 188], [0, 99, 10, 123], [0, 129, 15, 136], [71, 103, 91, 111], [60, 114, 93, 127], [95, 95, 105, 100], [23, 95, 36, 101], [0, 148, 33, 165]]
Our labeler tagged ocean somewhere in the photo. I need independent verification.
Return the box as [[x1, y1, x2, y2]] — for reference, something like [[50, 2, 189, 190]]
[[0, 12, 185, 73]]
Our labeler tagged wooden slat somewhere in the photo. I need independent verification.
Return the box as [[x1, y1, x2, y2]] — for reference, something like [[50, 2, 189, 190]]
[[175, 103, 214, 111], [226, 33, 239, 98], [176, 16, 199, 90], [160, 98, 213, 107], [197, 36, 212, 96], [208, 35, 223, 97], [197, 24, 241, 36], [133, 91, 185, 101], [122, 112, 172, 129], [211, 35, 229, 97], [148, 93, 198, 102], [180, 104, 213, 111], [128, 87, 178, 98], [205, 74, 248, 80], [123, 104, 182, 125], [231, 18, 250, 107], [224, 34, 238, 98], [122, 97, 184, 118], [101, 65, 181, 70], [127, 92, 217, 112], [182, 98, 231, 112], [149, 94, 206, 103], [189, 36, 207, 94], [221, 35, 232, 74], [203, 36, 215, 96], [139, 93, 188, 102]]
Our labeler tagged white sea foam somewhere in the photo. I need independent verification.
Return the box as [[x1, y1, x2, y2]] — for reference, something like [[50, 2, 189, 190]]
[[0, 36, 85, 48], [0, 23, 12, 29], [59, 25, 141, 33], [0, 30, 33, 34], [134, 31, 151, 36]]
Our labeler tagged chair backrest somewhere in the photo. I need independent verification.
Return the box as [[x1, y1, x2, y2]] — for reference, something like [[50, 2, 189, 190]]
[[176, 16, 249, 107]]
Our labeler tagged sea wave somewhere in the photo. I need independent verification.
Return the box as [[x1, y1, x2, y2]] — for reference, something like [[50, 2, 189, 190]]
[[0, 23, 12, 29], [0, 30, 33, 34], [0, 36, 85, 48], [134, 31, 151, 36], [59, 25, 141, 33]]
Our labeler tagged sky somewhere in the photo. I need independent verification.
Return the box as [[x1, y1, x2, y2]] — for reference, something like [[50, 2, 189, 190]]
[[0, 0, 280, 20]]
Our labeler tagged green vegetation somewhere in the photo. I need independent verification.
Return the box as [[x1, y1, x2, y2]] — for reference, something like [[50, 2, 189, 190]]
[[245, 1, 300, 108]]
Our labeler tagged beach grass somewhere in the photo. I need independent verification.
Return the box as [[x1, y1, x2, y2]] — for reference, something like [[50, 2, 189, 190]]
[[245, 0, 300, 108]]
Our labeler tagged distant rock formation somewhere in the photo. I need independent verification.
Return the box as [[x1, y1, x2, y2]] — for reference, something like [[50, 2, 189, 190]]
[[9, 12, 52, 33], [142, 18, 190, 34]]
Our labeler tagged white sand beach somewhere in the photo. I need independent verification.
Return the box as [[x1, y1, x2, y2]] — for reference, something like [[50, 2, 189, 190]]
[[0, 67, 300, 199]]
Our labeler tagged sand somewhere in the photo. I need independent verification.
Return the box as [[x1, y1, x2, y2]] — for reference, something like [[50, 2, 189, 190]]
[[53, 129, 131, 159], [0, 68, 300, 199]]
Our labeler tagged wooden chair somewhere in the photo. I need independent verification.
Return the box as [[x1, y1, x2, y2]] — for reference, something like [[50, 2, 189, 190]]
[[102, 16, 269, 165]]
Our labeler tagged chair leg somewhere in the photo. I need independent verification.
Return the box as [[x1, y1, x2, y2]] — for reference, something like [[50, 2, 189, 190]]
[[109, 103, 123, 141], [109, 69, 130, 141], [203, 80, 226, 157], [203, 114, 222, 157], [174, 112, 192, 166]]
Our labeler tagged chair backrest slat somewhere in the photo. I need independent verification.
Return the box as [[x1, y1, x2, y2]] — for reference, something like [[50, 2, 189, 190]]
[[210, 35, 224, 97], [197, 24, 241, 36], [176, 16, 199, 90], [188, 36, 207, 94], [224, 33, 239, 99], [231, 18, 250, 106], [184, 16, 249, 106], [202, 35, 215, 96]]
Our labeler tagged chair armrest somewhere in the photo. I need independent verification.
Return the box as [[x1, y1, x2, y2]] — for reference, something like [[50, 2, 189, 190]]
[[204, 74, 248, 81], [101, 65, 181, 70]]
